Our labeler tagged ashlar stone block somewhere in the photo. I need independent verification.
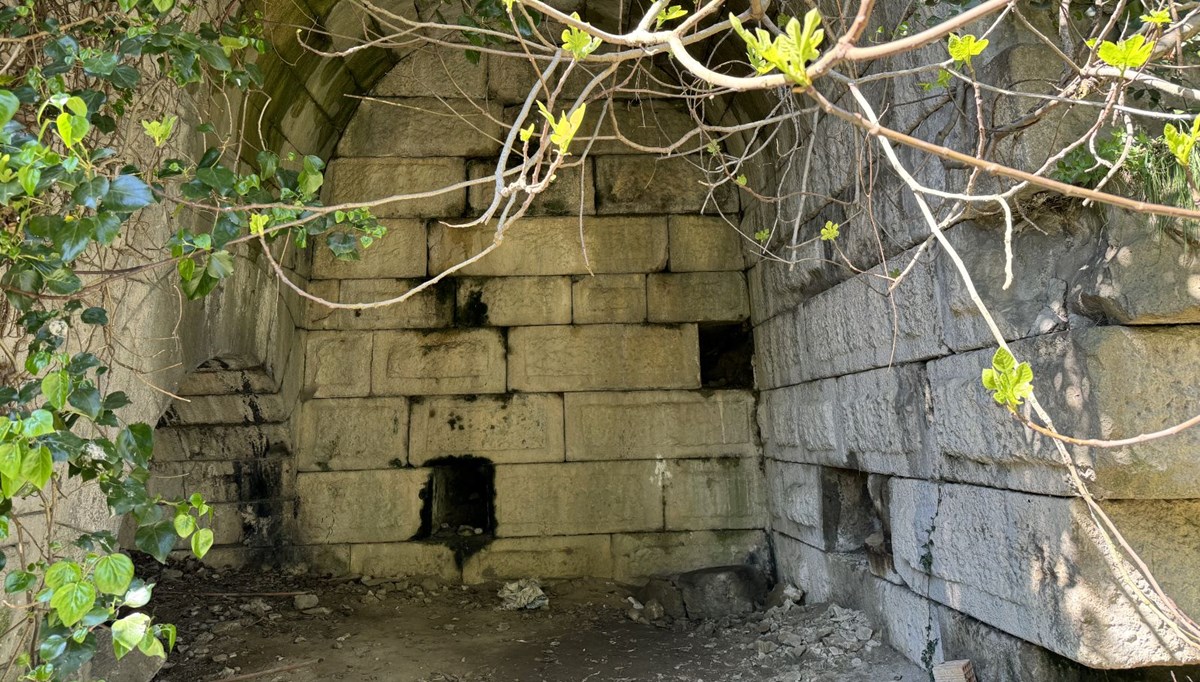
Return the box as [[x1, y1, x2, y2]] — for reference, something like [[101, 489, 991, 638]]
[[493, 461, 663, 537], [303, 331, 373, 398], [373, 46, 488, 99], [372, 329, 506, 395], [595, 155, 738, 215], [462, 535, 613, 584], [428, 217, 667, 276], [297, 397, 409, 471], [310, 219, 427, 280], [571, 274, 646, 324], [337, 98, 504, 158], [610, 530, 768, 583], [508, 324, 699, 392], [325, 158, 465, 218], [409, 393, 564, 464], [456, 276, 572, 327], [647, 271, 749, 323], [669, 215, 745, 272], [889, 478, 1200, 668], [665, 458, 765, 531], [295, 470, 428, 544], [564, 390, 756, 460]]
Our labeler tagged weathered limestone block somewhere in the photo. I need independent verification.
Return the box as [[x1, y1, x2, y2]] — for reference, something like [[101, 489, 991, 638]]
[[408, 393, 564, 464], [303, 279, 453, 331], [746, 251, 833, 325], [348, 543, 461, 582], [456, 276, 572, 326], [837, 364, 931, 478], [468, 159, 595, 216], [595, 155, 738, 215], [149, 458, 292, 502], [167, 392, 289, 426], [665, 459, 765, 531], [576, 100, 699, 156], [936, 219, 1077, 352], [487, 54, 641, 103], [928, 326, 1200, 498], [757, 380, 845, 466], [462, 535, 613, 584], [297, 397, 409, 471], [508, 324, 700, 392], [610, 530, 769, 583], [889, 478, 1200, 668], [752, 307, 807, 390], [152, 424, 291, 462], [337, 98, 504, 158], [310, 219, 427, 280], [325, 158, 465, 218], [571, 274, 646, 323], [1078, 207, 1200, 324], [372, 329, 506, 395], [669, 215, 745, 272], [493, 461, 663, 537], [176, 366, 277, 396], [801, 245, 947, 380], [564, 390, 756, 460], [335, 279, 454, 330], [428, 216, 667, 276], [374, 46, 487, 98], [295, 470, 427, 544], [303, 331, 373, 398], [647, 271, 750, 323], [765, 461, 875, 552]]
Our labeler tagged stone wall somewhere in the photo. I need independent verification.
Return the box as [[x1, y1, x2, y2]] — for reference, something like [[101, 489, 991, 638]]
[[745, 9, 1200, 679], [150, 45, 770, 585]]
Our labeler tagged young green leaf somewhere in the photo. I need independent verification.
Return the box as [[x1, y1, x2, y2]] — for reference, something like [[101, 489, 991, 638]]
[[561, 13, 601, 60], [655, 5, 688, 29], [947, 34, 988, 68], [820, 220, 840, 241], [536, 101, 587, 155], [112, 613, 151, 660], [1141, 9, 1171, 25], [141, 115, 177, 147], [1097, 34, 1155, 72]]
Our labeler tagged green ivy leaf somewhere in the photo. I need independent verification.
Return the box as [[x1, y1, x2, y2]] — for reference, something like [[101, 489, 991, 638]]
[[0, 90, 18, 128], [190, 527, 214, 559], [102, 175, 154, 211], [134, 521, 176, 563], [173, 513, 195, 538], [93, 553, 135, 595], [112, 612, 151, 660], [44, 560, 82, 589], [41, 371, 71, 410], [21, 445, 53, 490], [23, 409, 55, 438], [0, 443, 21, 480], [4, 570, 36, 593], [50, 581, 95, 627], [80, 307, 108, 325]]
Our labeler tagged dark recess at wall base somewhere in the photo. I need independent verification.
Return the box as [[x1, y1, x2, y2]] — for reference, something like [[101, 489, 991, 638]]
[[411, 456, 497, 567]]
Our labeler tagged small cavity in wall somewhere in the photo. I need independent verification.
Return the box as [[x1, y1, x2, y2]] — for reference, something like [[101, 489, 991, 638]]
[[412, 456, 497, 566]]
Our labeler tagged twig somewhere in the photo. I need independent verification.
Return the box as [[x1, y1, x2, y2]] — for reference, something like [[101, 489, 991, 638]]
[[207, 658, 321, 681]]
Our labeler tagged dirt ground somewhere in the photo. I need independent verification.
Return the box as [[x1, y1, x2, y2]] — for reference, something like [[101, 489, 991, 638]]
[[141, 558, 925, 682]]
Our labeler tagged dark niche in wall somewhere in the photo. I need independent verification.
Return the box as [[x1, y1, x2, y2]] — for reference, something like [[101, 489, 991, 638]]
[[412, 456, 496, 565], [699, 322, 754, 389]]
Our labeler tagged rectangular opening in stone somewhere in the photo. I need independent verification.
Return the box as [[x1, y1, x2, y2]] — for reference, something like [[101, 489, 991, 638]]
[[415, 456, 497, 544], [699, 322, 754, 389]]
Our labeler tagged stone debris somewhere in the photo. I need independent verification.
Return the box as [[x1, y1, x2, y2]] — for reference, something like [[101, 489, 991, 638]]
[[497, 578, 549, 610]]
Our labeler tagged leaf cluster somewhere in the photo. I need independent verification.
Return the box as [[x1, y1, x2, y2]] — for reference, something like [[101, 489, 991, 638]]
[[729, 9, 825, 87]]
